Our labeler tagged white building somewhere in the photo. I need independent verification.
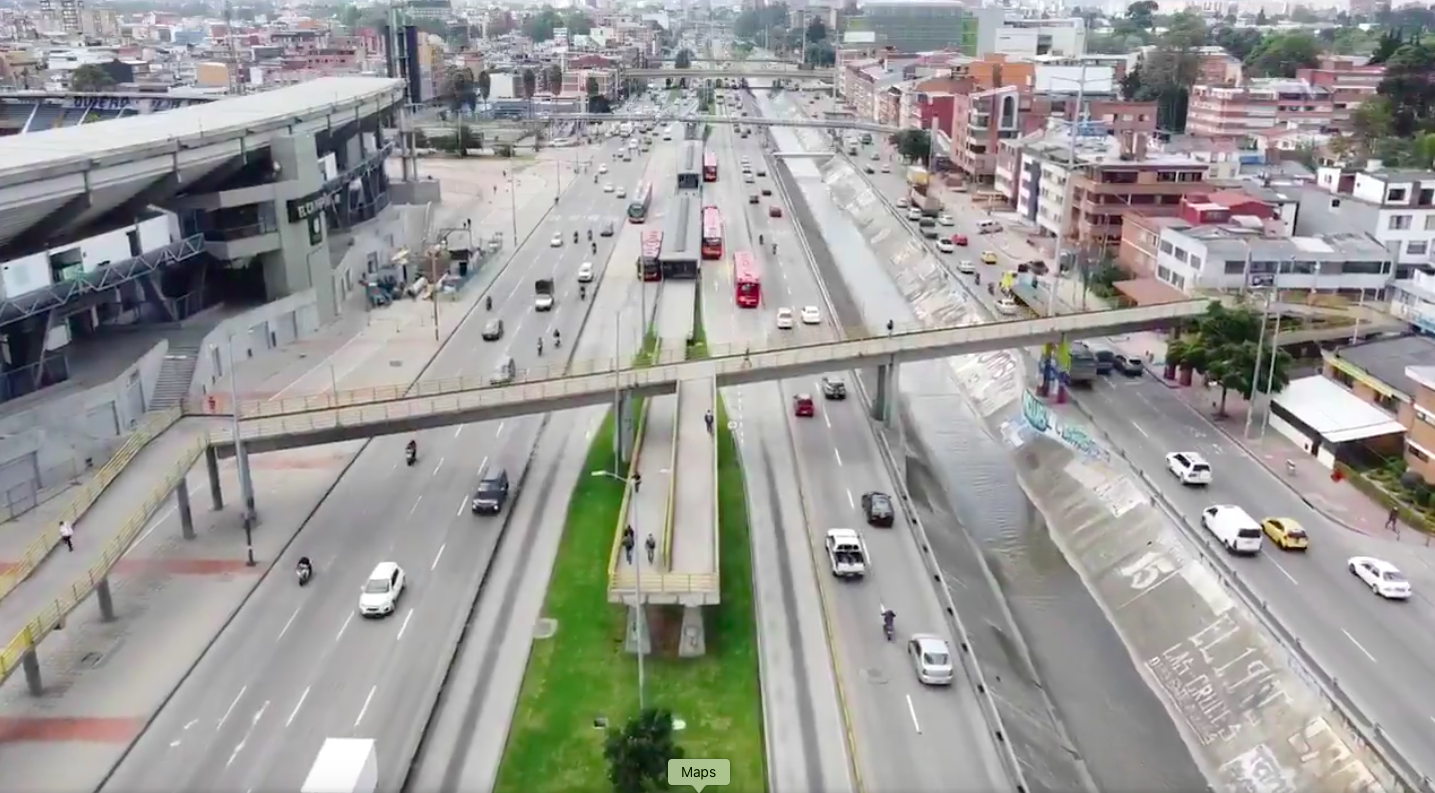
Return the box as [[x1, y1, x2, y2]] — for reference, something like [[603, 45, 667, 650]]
[[1390, 270, 1435, 335], [1299, 166, 1435, 270], [1151, 220, 1394, 295], [993, 17, 1087, 59]]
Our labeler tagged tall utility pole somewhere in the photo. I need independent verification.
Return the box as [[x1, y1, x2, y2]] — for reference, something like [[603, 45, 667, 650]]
[[223, 0, 244, 96]]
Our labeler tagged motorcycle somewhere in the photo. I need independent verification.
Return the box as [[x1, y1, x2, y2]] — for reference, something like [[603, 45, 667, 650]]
[[591, 242, 597, 254], [881, 609, 895, 641], [297, 564, 312, 586], [405, 444, 417, 466]]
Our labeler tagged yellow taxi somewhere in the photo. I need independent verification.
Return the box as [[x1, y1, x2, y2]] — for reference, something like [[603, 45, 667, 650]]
[[1261, 517, 1309, 550], [980, 250, 998, 264]]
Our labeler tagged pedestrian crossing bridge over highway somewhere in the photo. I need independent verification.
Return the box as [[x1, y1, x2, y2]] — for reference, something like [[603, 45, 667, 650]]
[[203, 300, 1208, 455]]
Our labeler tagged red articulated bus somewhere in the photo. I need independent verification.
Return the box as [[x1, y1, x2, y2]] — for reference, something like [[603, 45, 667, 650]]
[[638, 230, 663, 281], [701, 206, 723, 260], [703, 151, 718, 182], [734, 251, 760, 308], [627, 182, 652, 223]]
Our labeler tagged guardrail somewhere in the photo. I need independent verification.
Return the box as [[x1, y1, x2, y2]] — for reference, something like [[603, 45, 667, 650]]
[[191, 303, 1209, 425], [709, 378, 721, 602], [0, 407, 184, 605], [607, 398, 650, 598], [0, 430, 206, 683], [662, 373, 681, 571], [608, 571, 718, 597]]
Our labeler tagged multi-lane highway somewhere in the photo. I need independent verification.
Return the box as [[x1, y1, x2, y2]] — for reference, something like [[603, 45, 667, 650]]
[[709, 88, 1013, 791], [99, 135, 666, 793]]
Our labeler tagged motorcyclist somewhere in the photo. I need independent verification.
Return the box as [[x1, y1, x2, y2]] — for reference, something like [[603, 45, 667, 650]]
[[537, 337, 544, 356], [573, 230, 579, 243], [297, 556, 313, 579], [588, 229, 593, 241], [881, 606, 895, 634], [580, 284, 587, 300], [405, 439, 417, 461], [759, 234, 764, 246], [485, 295, 493, 311], [591, 241, 597, 254], [552, 328, 561, 348]]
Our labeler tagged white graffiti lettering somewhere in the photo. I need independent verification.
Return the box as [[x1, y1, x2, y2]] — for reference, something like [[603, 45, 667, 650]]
[[1120, 551, 1178, 591], [1220, 744, 1297, 793]]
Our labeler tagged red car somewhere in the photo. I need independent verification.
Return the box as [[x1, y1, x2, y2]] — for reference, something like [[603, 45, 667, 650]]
[[768, 205, 783, 218], [793, 394, 815, 417], [951, 233, 968, 246]]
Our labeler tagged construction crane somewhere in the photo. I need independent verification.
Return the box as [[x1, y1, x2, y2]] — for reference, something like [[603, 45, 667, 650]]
[[223, 0, 245, 96]]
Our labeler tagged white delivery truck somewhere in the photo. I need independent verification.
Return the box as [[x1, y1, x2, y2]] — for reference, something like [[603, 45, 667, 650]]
[[825, 528, 869, 578], [302, 738, 378, 793]]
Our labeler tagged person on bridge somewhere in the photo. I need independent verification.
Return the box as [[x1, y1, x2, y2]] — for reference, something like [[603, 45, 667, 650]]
[[622, 525, 636, 564], [632, 471, 642, 493], [704, 409, 714, 434], [645, 534, 657, 564], [58, 519, 74, 552]]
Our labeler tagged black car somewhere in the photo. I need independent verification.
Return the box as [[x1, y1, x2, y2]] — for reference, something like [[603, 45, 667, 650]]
[[1113, 354, 1145, 377], [472, 466, 511, 514], [861, 491, 895, 527], [756, 168, 767, 177], [761, 188, 772, 196], [481, 318, 504, 341], [1092, 348, 1116, 375], [820, 376, 847, 400]]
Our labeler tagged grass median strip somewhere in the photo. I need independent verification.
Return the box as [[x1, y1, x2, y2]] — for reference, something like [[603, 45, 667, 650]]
[[495, 319, 764, 793]]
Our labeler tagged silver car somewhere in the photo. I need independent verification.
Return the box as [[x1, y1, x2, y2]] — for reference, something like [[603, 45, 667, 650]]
[[907, 633, 954, 686]]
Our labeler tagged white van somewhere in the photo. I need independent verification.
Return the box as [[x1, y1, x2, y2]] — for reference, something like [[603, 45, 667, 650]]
[[977, 219, 1001, 234], [577, 261, 595, 283], [1201, 505, 1264, 555]]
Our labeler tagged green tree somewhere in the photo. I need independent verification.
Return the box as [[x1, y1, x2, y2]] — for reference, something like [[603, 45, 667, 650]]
[[604, 709, 684, 793], [521, 67, 537, 100], [806, 15, 827, 43], [70, 63, 116, 93], [545, 63, 563, 94], [675, 48, 694, 68], [1376, 41, 1435, 137], [476, 69, 491, 101], [1256, 8, 1268, 24], [563, 10, 592, 35], [522, 7, 562, 42], [1211, 26, 1267, 61], [1167, 303, 1292, 416], [441, 66, 476, 111], [893, 129, 931, 162], [1126, 0, 1158, 29], [586, 75, 600, 97], [1244, 32, 1322, 78]]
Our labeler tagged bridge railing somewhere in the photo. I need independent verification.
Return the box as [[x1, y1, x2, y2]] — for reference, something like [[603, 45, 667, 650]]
[[609, 571, 719, 597], [190, 304, 1208, 425]]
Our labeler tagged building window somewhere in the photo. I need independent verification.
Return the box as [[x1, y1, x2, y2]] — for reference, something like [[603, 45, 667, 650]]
[[1191, 254, 1203, 269], [1389, 214, 1412, 230], [1425, 215, 1435, 231], [1160, 240, 1174, 254], [1329, 367, 1354, 388], [1410, 241, 1430, 256], [1376, 392, 1400, 414], [1408, 442, 1430, 463], [1388, 188, 1408, 202], [1225, 259, 1245, 274]]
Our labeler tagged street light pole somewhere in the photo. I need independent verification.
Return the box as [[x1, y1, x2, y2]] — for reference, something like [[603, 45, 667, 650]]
[[1046, 63, 1089, 320], [631, 475, 647, 711], [1244, 270, 1277, 439], [508, 164, 518, 243], [225, 335, 257, 565]]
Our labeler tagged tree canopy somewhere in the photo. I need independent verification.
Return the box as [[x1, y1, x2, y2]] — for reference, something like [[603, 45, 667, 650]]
[[603, 709, 683, 793], [71, 64, 117, 93], [521, 7, 592, 42], [1167, 303, 1292, 416]]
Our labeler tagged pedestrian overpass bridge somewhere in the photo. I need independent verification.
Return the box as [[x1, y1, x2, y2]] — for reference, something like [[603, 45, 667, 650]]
[[553, 113, 900, 134], [628, 68, 835, 80], [203, 300, 1206, 455]]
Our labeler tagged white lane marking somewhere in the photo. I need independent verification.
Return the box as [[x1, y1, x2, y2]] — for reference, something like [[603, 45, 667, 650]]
[[496, 421, 506, 437], [410, 495, 423, 515], [833, 447, 843, 467], [1269, 558, 1299, 586], [478, 455, 490, 476], [397, 609, 415, 641], [354, 686, 377, 728], [846, 489, 854, 509], [1132, 421, 1150, 439], [432, 543, 447, 572], [1342, 629, 1378, 663], [218, 686, 245, 730], [456, 494, 468, 516], [432, 457, 445, 477], [286, 687, 310, 727], [226, 699, 269, 767], [277, 606, 301, 640], [453, 424, 464, 438], [822, 406, 831, 428], [906, 694, 922, 734], [336, 612, 354, 642]]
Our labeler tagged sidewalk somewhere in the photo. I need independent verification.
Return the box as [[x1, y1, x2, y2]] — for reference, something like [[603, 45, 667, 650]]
[[671, 379, 715, 577], [618, 342, 683, 577]]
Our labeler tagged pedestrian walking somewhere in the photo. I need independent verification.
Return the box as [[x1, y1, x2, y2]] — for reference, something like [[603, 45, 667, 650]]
[[632, 472, 642, 493], [623, 524, 635, 564], [645, 534, 656, 565], [1387, 506, 1400, 535], [704, 409, 714, 434], [58, 520, 74, 552]]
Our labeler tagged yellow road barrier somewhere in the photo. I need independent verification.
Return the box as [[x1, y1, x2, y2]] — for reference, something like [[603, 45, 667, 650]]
[[0, 407, 183, 605], [0, 432, 205, 682]]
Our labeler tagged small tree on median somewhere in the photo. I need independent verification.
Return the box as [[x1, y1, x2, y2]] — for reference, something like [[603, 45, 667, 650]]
[[604, 708, 684, 792]]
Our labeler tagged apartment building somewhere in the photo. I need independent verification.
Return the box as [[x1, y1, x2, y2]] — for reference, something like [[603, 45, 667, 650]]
[[1295, 56, 1383, 128], [561, 67, 616, 97], [1299, 167, 1435, 270], [844, 0, 982, 54], [1187, 78, 1340, 139], [903, 76, 959, 137], [1317, 337, 1435, 483], [989, 16, 1087, 58]]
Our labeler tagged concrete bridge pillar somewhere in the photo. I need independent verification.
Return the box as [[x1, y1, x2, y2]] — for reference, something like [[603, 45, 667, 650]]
[[205, 446, 224, 512], [871, 363, 898, 425], [21, 647, 41, 695], [176, 481, 196, 541], [95, 577, 116, 622], [235, 442, 258, 531], [624, 604, 651, 656], [679, 606, 707, 657], [614, 390, 639, 470]]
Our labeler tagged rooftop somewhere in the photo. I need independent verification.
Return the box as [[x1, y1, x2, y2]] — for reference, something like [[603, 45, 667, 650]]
[[1361, 170, 1435, 185], [1334, 335, 1435, 397], [1172, 224, 1388, 261], [1022, 127, 1205, 168]]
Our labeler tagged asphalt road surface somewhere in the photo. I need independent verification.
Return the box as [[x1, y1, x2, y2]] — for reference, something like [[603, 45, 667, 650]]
[[100, 138, 662, 793]]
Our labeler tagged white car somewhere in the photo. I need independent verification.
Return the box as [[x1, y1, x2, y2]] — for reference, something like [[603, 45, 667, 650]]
[[598, 163, 609, 174], [1348, 556, 1412, 600], [603, 182, 615, 193], [577, 261, 595, 283], [800, 306, 821, 325], [616, 187, 628, 199], [358, 562, 406, 617], [775, 307, 795, 329], [936, 239, 955, 254], [994, 297, 1019, 315], [907, 633, 954, 685], [895, 197, 909, 208], [956, 259, 976, 274], [881, 163, 891, 173], [937, 214, 955, 226], [549, 233, 563, 247], [1166, 451, 1213, 485]]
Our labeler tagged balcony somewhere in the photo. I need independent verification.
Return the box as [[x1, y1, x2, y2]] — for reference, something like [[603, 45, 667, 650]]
[[203, 223, 281, 259]]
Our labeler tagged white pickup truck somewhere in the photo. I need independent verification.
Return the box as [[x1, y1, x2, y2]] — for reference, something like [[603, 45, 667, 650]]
[[825, 528, 869, 578], [302, 738, 377, 793]]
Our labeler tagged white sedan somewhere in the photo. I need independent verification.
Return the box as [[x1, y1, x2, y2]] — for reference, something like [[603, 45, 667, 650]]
[[1348, 556, 1412, 600], [603, 183, 615, 193], [937, 214, 955, 226], [956, 259, 976, 274], [994, 297, 1019, 315], [907, 633, 954, 686], [776, 307, 795, 329], [549, 233, 563, 247], [936, 239, 955, 254], [599, 164, 609, 174], [800, 306, 821, 325], [358, 562, 406, 617]]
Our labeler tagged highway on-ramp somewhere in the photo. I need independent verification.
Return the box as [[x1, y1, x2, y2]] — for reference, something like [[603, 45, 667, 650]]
[[99, 138, 663, 793], [714, 91, 1011, 791]]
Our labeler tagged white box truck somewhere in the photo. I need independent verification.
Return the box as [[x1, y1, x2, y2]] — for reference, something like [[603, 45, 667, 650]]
[[301, 738, 378, 793]]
